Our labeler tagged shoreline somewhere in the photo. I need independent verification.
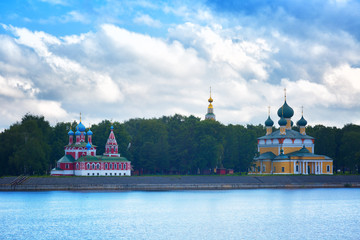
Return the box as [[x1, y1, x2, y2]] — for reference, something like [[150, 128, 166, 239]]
[[1, 175, 360, 191]]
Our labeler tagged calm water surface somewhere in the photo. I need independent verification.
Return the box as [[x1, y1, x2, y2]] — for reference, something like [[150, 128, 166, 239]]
[[0, 189, 359, 240]]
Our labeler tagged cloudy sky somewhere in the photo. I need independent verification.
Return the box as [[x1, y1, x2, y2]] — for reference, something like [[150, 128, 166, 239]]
[[1, 0, 360, 130]]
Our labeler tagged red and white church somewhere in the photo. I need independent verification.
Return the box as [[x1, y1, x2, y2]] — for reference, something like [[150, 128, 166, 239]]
[[51, 119, 131, 176]]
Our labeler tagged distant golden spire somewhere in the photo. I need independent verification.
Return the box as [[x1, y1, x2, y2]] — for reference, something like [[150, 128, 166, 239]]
[[80, 112, 82, 122], [268, 106, 270, 116], [301, 106, 304, 116], [208, 86, 213, 103], [284, 88, 287, 101]]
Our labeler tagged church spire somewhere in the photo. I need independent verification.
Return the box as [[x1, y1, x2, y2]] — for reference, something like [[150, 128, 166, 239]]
[[103, 125, 120, 157], [205, 87, 216, 120]]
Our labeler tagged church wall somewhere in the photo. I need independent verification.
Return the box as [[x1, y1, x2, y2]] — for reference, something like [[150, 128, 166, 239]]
[[282, 146, 313, 154], [322, 161, 333, 174], [259, 147, 278, 155], [273, 161, 294, 174]]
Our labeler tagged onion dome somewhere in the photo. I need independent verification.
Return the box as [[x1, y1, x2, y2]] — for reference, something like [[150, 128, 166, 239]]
[[68, 129, 74, 135], [75, 130, 81, 136], [278, 116, 287, 126], [297, 116, 308, 126], [77, 122, 86, 132], [86, 142, 91, 150], [265, 116, 274, 127], [87, 129, 93, 135], [277, 101, 294, 118]]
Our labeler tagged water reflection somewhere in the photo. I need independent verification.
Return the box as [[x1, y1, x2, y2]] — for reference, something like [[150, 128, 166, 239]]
[[0, 189, 359, 239]]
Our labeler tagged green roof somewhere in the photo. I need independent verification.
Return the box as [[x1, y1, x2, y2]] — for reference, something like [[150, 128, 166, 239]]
[[254, 151, 276, 160], [65, 142, 97, 148], [76, 155, 130, 162], [258, 129, 314, 140], [58, 155, 75, 163]]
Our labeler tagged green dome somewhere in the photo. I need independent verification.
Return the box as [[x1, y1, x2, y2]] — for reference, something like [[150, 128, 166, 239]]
[[278, 116, 287, 126], [297, 116, 307, 126], [265, 116, 274, 127], [277, 101, 294, 118]]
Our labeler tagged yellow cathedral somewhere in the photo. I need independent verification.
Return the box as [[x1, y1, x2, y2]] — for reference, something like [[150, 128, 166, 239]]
[[249, 91, 333, 175]]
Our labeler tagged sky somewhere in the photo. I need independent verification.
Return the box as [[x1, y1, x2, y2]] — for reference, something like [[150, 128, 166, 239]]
[[1, 0, 360, 131]]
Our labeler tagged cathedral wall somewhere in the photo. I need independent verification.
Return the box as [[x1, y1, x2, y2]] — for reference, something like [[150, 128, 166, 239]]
[[273, 161, 294, 174], [259, 147, 278, 155]]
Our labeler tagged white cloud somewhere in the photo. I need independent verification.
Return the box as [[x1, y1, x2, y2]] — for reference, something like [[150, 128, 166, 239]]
[[40, 0, 68, 5], [133, 14, 162, 28], [1, 1, 360, 131]]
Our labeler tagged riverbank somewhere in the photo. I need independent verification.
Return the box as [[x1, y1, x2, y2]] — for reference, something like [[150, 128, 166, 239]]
[[1, 175, 360, 191]]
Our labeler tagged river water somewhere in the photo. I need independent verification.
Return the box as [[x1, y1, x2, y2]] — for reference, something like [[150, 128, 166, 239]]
[[0, 189, 359, 240]]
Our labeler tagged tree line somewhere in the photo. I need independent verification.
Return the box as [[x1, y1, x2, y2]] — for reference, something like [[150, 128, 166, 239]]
[[0, 114, 359, 176]]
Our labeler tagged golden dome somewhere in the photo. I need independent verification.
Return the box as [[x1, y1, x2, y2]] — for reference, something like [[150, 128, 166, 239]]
[[208, 103, 213, 108], [208, 97, 213, 103]]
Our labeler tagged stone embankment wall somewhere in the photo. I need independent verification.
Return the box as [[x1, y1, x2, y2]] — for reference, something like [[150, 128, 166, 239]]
[[1, 175, 360, 191]]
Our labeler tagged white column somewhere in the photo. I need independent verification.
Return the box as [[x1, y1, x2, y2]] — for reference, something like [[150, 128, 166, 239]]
[[305, 162, 308, 174], [321, 162, 323, 174], [293, 161, 296, 174], [260, 161, 263, 174], [312, 162, 315, 174], [303, 162, 305, 174]]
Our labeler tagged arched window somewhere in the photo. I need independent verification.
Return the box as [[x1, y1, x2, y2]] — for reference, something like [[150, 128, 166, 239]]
[[97, 163, 100, 170], [109, 163, 112, 170], [76, 163, 79, 170], [114, 163, 117, 169], [92, 163, 95, 170], [124, 163, 127, 170], [87, 163, 90, 169], [105, 163, 108, 170]]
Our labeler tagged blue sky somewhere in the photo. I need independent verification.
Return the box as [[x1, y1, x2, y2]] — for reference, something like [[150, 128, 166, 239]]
[[1, 0, 360, 130]]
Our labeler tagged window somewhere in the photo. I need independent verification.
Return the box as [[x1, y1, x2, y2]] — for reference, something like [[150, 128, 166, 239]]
[[327, 165, 330, 172], [114, 163, 117, 169], [110, 163, 112, 169], [257, 166, 260, 172], [87, 163, 90, 169], [92, 163, 95, 170], [105, 173, 107, 176], [296, 165, 299, 172], [123, 173, 126, 176], [114, 173, 117, 176], [273, 167, 276, 172], [87, 173, 90, 176], [262, 165, 266, 172], [105, 163, 108, 170], [124, 163, 127, 170], [282, 167, 285, 172], [110, 173, 112, 176], [97, 173, 99, 176], [97, 163, 100, 170], [76, 163, 79, 170], [66, 164, 69, 169], [92, 173, 94, 176]]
